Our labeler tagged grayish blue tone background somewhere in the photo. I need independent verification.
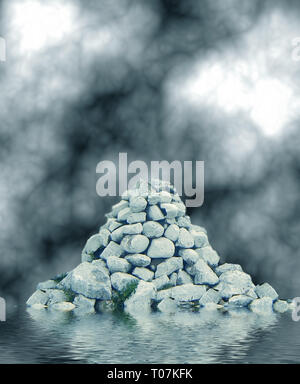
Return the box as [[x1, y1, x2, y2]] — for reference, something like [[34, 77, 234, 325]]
[[0, 0, 300, 306]]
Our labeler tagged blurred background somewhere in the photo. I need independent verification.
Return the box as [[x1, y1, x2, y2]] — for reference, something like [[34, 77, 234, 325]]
[[0, 0, 300, 304]]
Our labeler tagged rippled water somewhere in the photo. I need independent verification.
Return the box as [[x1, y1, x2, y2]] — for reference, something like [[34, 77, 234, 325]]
[[0, 306, 299, 363]]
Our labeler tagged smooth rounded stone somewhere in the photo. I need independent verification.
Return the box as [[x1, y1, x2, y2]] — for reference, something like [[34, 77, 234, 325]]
[[148, 193, 161, 205], [36, 280, 57, 290], [106, 256, 131, 274], [255, 283, 279, 301], [147, 205, 164, 221], [160, 203, 178, 218], [215, 270, 255, 299], [164, 224, 180, 242], [170, 284, 207, 302], [147, 237, 175, 259], [129, 196, 147, 212], [121, 235, 149, 254], [125, 254, 151, 267], [192, 259, 219, 286], [172, 202, 186, 217], [202, 302, 223, 311], [123, 223, 143, 235], [60, 262, 112, 300], [215, 263, 243, 276], [190, 231, 209, 248], [95, 300, 116, 313], [176, 216, 191, 228], [199, 289, 221, 306], [155, 257, 183, 278], [124, 281, 156, 314], [26, 290, 49, 307], [46, 289, 68, 305], [142, 221, 164, 238], [227, 295, 254, 307], [195, 246, 220, 267], [178, 249, 200, 265], [110, 226, 125, 242], [99, 229, 110, 247], [166, 218, 176, 225], [49, 302, 75, 312], [110, 272, 138, 292], [152, 275, 170, 290], [132, 267, 154, 282], [111, 200, 129, 216], [177, 269, 193, 285], [189, 224, 207, 234], [273, 300, 289, 313], [249, 297, 273, 314], [127, 212, 147, 224], [157, 297, 177, 313], [176, 228, 194, 248], [82, 233, 105, 256], [81, 253, 94, 263], [169, 272, 178, 287], [104, 218, 123, 232], [73, 295, 96, 314], [100, 241, 124, 260], [158, 191, 172, 203], [117, 207, 132, 221]]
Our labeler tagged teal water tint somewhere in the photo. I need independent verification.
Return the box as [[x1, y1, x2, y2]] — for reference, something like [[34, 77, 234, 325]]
[[0, 307, 299, 363]]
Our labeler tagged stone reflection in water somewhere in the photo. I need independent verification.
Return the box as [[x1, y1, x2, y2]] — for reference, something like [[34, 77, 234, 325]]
[[26, 307, 278, 364]]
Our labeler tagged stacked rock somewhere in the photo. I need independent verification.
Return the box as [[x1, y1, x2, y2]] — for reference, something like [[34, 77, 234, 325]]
[[27, 179, 291, 315]]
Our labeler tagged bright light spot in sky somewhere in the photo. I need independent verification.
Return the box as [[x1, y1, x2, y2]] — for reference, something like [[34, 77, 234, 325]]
[[169, 10, 300, 137], [10, 0, 76, 53]]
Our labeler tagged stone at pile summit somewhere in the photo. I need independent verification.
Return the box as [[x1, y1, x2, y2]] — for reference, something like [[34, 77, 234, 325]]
[[27, 179, 291, 315]]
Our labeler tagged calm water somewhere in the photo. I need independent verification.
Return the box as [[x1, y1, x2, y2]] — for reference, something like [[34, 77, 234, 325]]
[[0, 306, 299, 364]]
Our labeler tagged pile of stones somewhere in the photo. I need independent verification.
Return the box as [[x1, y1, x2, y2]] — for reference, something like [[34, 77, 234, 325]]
[[27, 179, 291, 315]]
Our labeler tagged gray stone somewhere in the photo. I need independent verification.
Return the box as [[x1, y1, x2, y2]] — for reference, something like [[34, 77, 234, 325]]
[[147, 237, 175, 259], [110, 272, 138, 292], [132, 267, 154, 282], [255, 283, 278, 301], [123, 223, 143, 235], [142, 221, 164, 238], [50, 302, 75, 311], [73, 295, 96, 314], [157, 297, 177, 313], [117, 207, 132, 221], [37, 280, 57, 290], [177, 269, 193, 285], [155, 257, 183, 278], [192, 259, 219, 286], [121, 235, 149, 253], [81, 233, 105, 260], [110, 226, 125, 242], [199, 289, 221, 306], [26, 290, 49, 307], [164, 224, 180, 241], [160, 203, 178, 218], [169, 272, 177, 287], [111, 200, 129, 216], [215, 263, 243, 276], [273, 300, 289, 313], [178, 249, 200, 265], [106, 256, 131, 273], [215, 270, 255, 299], [104, 218, 123, 232], [148, 193, 161, 205], [60, 262, 112, 300], [47, 289, 68, 305], [158, 191, 173, 203], [147, 205, 164, 221], [177, 216, 191, 228], [190, 230, 209, 248], [124, 281, 156, 314], [171, 284, 206, 302], [100, 241, 124, 260], [227, 295, 253, 307], [152, 275, 170, 290], [249, 297, 273, 314], [172, 202, 186, 217], [196, 246, 220, 267], [125, 254, 151, 267], [177, 228, 194, 248], [127, 212, 147, 224], [129, 196, 147, 212]]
